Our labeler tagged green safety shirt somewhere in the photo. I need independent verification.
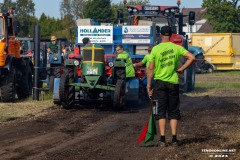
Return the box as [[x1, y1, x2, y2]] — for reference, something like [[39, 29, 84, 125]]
[[141, 54, 151, 71], [117, 51, 135, 78], [47, 42, 58, 53], [149, 42, 188, 84]]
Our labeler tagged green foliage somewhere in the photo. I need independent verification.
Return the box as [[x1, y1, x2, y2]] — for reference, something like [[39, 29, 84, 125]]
[[60, 0, 72, 18], [0, 0, 154, 40], [84, 0, 114, 23], [38, 13, 63, 39], [59, 0, 87, 40], [60, 0, 87, 19], [203, 0, 240, 32], [14, 0, 35, 37], [188, 71, 240, 95], [71, 0, 87, 20], [0, 115, 7, 122], [195, 81, 240, 89], [198, 70, 240, 76], [38, 13, 48, 38], [27, 16, 38, 38], [0, 0, 16, 13], [55, 14, 75, 41]]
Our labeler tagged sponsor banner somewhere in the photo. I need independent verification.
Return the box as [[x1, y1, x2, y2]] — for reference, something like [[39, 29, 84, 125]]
[[78, 26, 113, 44], [123, 34, 150, 39], [122, 39, 150, 43], [122, 26, 151, 44], [122, 26, 151, 34]]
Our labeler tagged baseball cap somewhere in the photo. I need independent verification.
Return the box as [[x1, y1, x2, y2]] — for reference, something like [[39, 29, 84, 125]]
[[82, 37, 90, 45], [161, 26, 172, 36]]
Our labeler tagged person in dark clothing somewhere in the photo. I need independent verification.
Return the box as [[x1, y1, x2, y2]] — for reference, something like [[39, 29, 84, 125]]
[[147, 26, 195, 147], [82, 37, 91, 46], [47, 35, 58, 53]]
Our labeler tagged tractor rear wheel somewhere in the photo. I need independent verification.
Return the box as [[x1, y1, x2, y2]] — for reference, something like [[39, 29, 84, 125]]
[[49, 66, 61, 92], [178, 57, 185, 93], [113, 79, 125, 110], [113, 68, 125, 84], [16, 64, 33, 99], [49, 76, 55, 92], [1, 67, 16, 102], [59, 68, 75, 109], [178, 63, 195, 93], [195, 54, 205, 69], [54, 67, 61, 78], [186, 63, 195, 92]]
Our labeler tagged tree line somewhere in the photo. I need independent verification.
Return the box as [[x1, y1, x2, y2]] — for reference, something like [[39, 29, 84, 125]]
[[1, 0, 239, 41], [0, 0, 150, 40]]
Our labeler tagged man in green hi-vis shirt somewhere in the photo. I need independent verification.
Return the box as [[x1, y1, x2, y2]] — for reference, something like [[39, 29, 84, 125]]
[[115, 44, 135, 78], [133, 45, 154, 71], [133, 44, 155, 90], [147, 26, 195, 147]]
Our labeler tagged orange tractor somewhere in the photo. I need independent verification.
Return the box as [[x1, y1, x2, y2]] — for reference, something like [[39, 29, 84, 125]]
[[0, 10, 33, 102]]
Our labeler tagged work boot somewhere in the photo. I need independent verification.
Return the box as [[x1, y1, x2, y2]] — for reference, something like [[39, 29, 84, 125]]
[[156, 140, 166, 147], [170, 140, 180, 147]]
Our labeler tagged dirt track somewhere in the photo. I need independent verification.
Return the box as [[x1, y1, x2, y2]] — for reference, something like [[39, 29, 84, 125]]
[[0, 74, 239, 160]]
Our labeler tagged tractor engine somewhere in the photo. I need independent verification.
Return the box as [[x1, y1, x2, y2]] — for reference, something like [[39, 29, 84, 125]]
[[81, 44, 106, 99]]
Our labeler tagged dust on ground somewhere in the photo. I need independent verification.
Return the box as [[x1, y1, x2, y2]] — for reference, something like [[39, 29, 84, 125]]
[[0, 73, 239, 160]]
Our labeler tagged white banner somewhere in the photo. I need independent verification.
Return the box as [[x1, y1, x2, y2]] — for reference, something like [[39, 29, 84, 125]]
[[122, 26, 151, 34], [78, 26, 113, 44], [122, 39, 151, 44], [122, 26, 151, 44]]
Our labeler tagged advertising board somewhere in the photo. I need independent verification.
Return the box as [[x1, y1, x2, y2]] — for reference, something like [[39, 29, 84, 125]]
[[122, 26, 151, 44], [78, 26, 113, 44]]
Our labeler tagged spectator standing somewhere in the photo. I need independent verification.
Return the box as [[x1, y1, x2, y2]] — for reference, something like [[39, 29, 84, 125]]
[[147, 26, 195, 147]]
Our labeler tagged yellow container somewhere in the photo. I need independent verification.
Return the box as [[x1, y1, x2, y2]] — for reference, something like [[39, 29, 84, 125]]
[[191, 33, 240, 70]]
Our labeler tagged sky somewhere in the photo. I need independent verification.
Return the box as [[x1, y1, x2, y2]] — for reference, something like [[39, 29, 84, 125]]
[[32, 0, 203, 19]]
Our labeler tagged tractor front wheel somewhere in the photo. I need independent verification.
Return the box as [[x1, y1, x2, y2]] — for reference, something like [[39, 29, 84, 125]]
[[1, 67, 16, 102], [113, 80, 125, 110], [16, 64, 32, 99], [59, 68, 75, 109]]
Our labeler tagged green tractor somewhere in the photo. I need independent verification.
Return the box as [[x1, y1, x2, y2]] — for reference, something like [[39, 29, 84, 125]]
[[56, 44, 126, 109]]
